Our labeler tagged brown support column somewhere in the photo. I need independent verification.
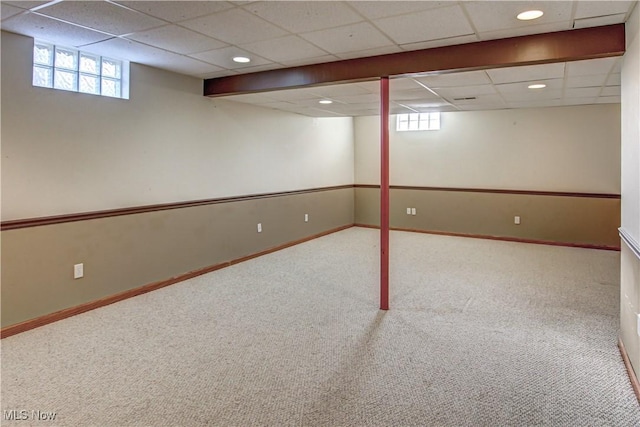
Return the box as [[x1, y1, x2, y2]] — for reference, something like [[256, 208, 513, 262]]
[[380, 77, 390, 311]]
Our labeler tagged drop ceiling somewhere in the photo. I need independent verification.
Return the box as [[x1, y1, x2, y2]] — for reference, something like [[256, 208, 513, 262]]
[[1, 1, 636, 116]]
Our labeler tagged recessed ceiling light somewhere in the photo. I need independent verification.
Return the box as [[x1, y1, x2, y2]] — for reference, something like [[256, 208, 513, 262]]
[[232, 56, 251, 63], [528, 83, 547, 89], [517, 10, 544, 20], [319, 99, 333, 104]]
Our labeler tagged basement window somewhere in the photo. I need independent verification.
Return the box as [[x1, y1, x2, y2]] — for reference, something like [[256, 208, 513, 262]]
[[33, 41, 129, 99], [396, 113, 440, 131]]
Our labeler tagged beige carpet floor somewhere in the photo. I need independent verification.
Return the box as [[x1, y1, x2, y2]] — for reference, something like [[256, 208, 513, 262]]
[[2, 227, 639, 426]]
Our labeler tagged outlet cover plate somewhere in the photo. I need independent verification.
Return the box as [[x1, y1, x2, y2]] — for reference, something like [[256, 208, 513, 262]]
[[74, 263, 84, 279]]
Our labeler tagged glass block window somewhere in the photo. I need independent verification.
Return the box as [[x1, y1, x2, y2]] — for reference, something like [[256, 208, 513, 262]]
[[396, 112, 441, 131], [33, 41, 128, 99]]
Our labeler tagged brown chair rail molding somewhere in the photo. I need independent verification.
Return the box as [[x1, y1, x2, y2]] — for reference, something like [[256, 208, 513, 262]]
[[1, 185, 353, 231], [3, 185, 620, 231], [354, 184, 621, 199]]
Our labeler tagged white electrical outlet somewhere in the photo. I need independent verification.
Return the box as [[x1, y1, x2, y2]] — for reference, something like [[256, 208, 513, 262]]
[[74, 263, 84, 279], [406, 207, 411, 215], [514, 216, 521, 225], [304, 214, 309, 222], [411, 208, 416, 216], [637, 313, 640, 337], [257, 223, 262, 233]]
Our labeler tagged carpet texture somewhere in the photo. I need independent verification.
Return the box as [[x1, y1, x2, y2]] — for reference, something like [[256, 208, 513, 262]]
[[2, 228, 639, 426]]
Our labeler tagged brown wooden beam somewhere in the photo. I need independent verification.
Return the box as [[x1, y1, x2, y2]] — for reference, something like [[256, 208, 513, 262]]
[[204, 24, 624, 97]]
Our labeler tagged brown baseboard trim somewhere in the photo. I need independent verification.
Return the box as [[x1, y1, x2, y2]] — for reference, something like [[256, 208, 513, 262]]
[[619, 338, 640, 404], [353, 224, 620, 251], [1, 185, 354, 231], [0, 224, 353, 339], [354, 184, 621, 199]]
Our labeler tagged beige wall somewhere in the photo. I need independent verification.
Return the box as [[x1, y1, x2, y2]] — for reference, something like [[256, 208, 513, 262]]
[[0, 30, 356, 328], [355, 104, 621, 194], [1, 188, 354, 327], [354, 104, 621, 248], [355, 187, 620, 248], [620, 2, 640, 377], [1, 31, 354, 220]]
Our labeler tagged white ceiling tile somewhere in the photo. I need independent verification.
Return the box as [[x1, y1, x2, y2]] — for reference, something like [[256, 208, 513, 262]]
[[463, 1, 573, 32], [114, 1, 234, 22], [233, 63, 284, 74], [331, 93, 381, 104], [595, 96, 620, 104], [574, 1, 635, 19], [82, 37, 224, 76], [311, 83, 371, 97], [300, 22, 394, 55], [477, 21, 571, 41], [161, 56, 224, 76], [126, 25, 227, 55], [180, 8, 288, 45], [507, 99, 564, 109], [279, 54, 340, 67], [573, 14, 627, 29], [389, 78, 423, 91], [391, 89, 441, 101], [564, 87, 601, 98], [449, 93, 505, 106], [606, 73, 621, 86], [487, 63, 565, 84], [373, 5, 474, 45], [495, 78, 563, 93], [264, 101, 311, 112], [295, 97, 350, 108], [243, 1, 363, 33], [1, 3, 25, 20], [2, 1, 51, 10], [398, 101, 456, 112], [501, 88, 562, 101], [261, 87, 322, 102], [432, 84, 497, 99], [416, 70, 491, 87], [566, 57, 618, 76], [259, 101, 302, 110], [462, 104, 507, 111], [349, 1, 451, 20], [334, 45, 402, 60], [396, 99, 450, 110], [611, 58, 622, 73], [190, 46, 272, 69], [600, 86, 620, 97], [565, 74, 608, 88], [36, 1, 166, 36], [323, 104, 380, 116], [2, 12, 113, 47], [561, 97, 598, 106], [297, 107, 347, 117], [240, 35, 327, 63], [346, 109, 381, 117], [390, 104, 418, 114], [355, 80, 383, 93], [400, 34, 479, 52]]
